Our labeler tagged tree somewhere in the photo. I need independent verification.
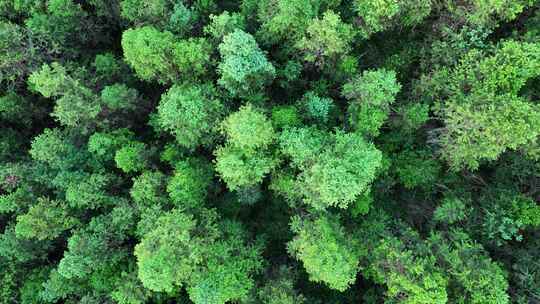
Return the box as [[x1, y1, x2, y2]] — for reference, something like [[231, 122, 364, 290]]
[[0, 92, 39, 126], [255, 0, 319, 45], [0, 21, 46, 89], [88, 129, 135, 163], [28, 63, 101, 131], [24, 0, 106, 61], [253, 266, 306, 304], [396, 103, 430, 132], [288, 214, 359, 291], [111, 269, 151, 304], [430, 41, 540, 170], [122, 26, 211, 83], [167, 158, 213, 209], [428, 231, 510, 304], [57, 204, 135, 280], [441, 95, 540, 170], [40, 268, 87, 303], [270, 105, 302, 130], [135, 209, 214, 293], [279, 128, 382, 209], [393, 149, 441, 189], [157, 83, 223, 149], [297, 92, 336, 127], [461, 0, 534, 28], [172, 38, 211, 79], [204, 11, 246, 42], [100, 84, 138, 113], [135, 209, 263, 303], [215, 145, 278, 191], [93, 53, 123, 83], [64, 173, 116, 209], [186, 220, 263, 304], [30, 128, 86, 170], [278, 126, 330, 167], [295, 11, 354, 68], [0, 128, 25, 162], [130, 170, 168, 209], [120, 0, 170, 27], [433, 197, 469, 225], [215, 105, 278, 190], [15, 198, 78, 241], [217, 30, 275, 99], [121, 26, 176, 83], [120, 0, 200, 34], [342, 68, 401, 137], [115, 141, 150, 173], [354, 212, 449, 304], [221, 104, 275, 152], [365, 236, 448, 304], [3, 1, 540, 303], [353, 0, 432, 38]]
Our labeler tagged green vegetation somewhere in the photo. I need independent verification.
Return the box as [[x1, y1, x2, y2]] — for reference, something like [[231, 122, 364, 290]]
[[1, 1, 540, 303]]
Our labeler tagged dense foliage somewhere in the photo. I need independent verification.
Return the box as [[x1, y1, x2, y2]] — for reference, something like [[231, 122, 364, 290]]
[[1, 0, 540, 303]]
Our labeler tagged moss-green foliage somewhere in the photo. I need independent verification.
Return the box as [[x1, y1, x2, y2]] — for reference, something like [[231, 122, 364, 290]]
[[88, 129, 134, 163], [423, 40, 540, 170], [115, 141, 149, 173], [157, 83, 223, 149], [65, 173, 116, 209], [135, 209, 210, 293], [56, 204, 135, 281], [433, 197, 468, 225], [122, 26, 211, 83], [428, 231, 510, 304], [204, 11, 246, 41], [280, 128, 382, 209], [215, 105, 278, 190], [464, 0, 535, 27], [120, 0, 170, 26], [15, 198, 78, 240], [130, 171, 168, 209], [174, 38, 212, 76], [255, 0, 319, 45], [353, 0, 431, 38], [121, 0, 200, 35], [399, 103, 430, 131], [343, 68, 401, 136], [221, 104, 275, 152], [135, 209, 262, 303], [251, 266, 306, 304], [122, 26, 176, 82], [367, 236, 449, 304], [288, 215, 359, 291], [2, 1, 540, 303], [215, 145, 278, 191], [110, 269, 151, 304], [0, 20, 48, 88], [0, 93, 34, 125], [29, 63, 101, 130], [271, 105, 302, 129], [100, 84, 138, 112], [167, 158, 214, 209], [29, 128, 84, 170], [295, 10, 354, 68], [394, 149, 441, 189], [186, 220, 263, 304]]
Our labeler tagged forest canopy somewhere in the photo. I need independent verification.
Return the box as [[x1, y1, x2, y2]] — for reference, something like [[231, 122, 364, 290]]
[[1, 0, 540, 303]]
